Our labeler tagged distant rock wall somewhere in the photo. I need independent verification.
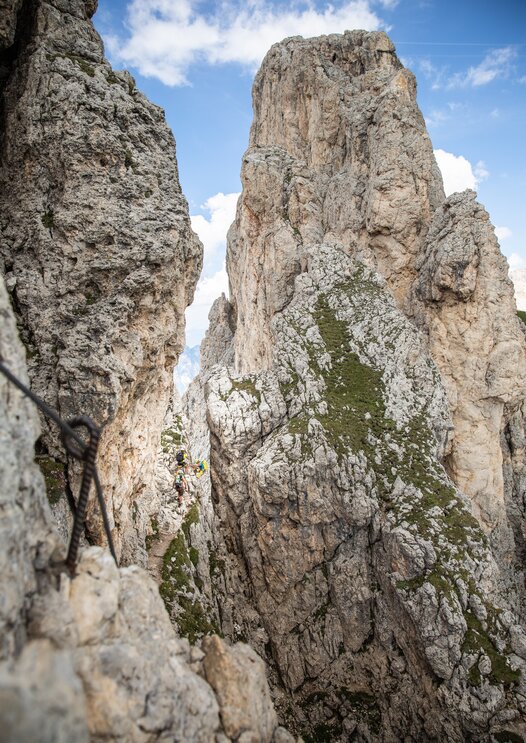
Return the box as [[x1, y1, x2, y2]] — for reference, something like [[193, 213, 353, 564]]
[[201, 31, 526, 740], [205, 244, 526, 740], [0, 0, 202, 564]]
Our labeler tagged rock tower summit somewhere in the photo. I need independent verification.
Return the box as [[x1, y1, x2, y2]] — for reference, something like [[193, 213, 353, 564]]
[[199, 30, 526, 741]]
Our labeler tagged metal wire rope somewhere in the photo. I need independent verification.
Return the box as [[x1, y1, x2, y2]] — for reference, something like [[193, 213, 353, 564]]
[[0, 356, 118, 570]]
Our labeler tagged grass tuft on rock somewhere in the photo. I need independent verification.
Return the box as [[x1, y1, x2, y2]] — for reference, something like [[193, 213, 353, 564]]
[[36, 455, 65, 505]]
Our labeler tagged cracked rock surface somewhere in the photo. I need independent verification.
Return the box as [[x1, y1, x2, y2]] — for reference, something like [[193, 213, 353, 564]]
[[0, 0, 202, 564], [199, 30, 526, 741], [0, 272, 291, 743]]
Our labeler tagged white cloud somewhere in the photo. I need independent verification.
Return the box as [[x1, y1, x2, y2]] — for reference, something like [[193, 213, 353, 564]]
[[418, 58, 445, 90], [434, 149, 490, 196], [184, 191, 239, 346], [174, 344, 200, 394], [474, 160, 489, 183], [108, 0, 384, 85], [448, 46, 517, 89], [425, 108, 448, 128], [185, 266, 229, 347], [508, 253, 526, 270], [495, 226, 512, 242], [191, 192, 239, 268]]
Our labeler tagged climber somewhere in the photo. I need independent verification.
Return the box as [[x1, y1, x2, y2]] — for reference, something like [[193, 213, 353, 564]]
[[174, 470, 186, 505], [176, 449, 189, 469], [174, 450, 189, 505], [192, 459, 209, 478], [173, 450, 209, 506]]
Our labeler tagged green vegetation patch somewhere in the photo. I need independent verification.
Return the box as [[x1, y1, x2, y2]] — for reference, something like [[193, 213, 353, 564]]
[[41, 210, 54, 229], [159, 533, 191, 611], [72, 55, 95, 77], [313, 293, 388, 459], [517, 310, 526, 326], [145, 515, 159, 551], [158, 506, 216, 643], [463, 611, 520, 687], [161, 426, 183, 453], [230, 377, 262, 405], [176, 596, 219, 644], [281, 269, 518, 687], [182, 502, 199, 542], [37, 456, 65, 505], [189, 546, 199, 567], [208, 546, 226, 578]]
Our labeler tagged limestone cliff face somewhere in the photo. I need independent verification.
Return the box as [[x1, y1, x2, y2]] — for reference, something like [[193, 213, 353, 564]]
[[200, 31, 526, 740], [224, 32, 526, 601], [227, 31, 444, 373], [0, 0, 202, 563], [412, 192, 526, 597], [0, 273, 292, 743]]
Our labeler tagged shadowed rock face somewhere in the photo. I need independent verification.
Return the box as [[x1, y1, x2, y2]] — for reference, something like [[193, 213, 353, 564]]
[[199, 31, 526, 741], [0, 0, 202, 564]]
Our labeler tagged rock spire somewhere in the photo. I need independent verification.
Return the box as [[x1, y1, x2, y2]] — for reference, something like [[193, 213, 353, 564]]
[[198, 30, 526, 740]]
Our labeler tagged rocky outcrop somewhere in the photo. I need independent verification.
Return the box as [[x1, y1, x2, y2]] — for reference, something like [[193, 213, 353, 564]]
[[199, 31, 526, 740], [205, 245, 526, 740], [0, 0, 202, 564], [412, 192, 526, 603], [0, 272, 292, 743], [222, 31, 526, 607], [227, 31, 444, 373], [0, 0, 23, 50], [0, 271, 56, 661]]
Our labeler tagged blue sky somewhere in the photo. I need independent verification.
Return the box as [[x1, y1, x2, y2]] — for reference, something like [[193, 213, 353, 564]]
[[94, 0, 526, 347]]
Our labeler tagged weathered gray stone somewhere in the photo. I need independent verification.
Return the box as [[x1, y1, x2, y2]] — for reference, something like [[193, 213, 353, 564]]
[[0, 275, 57, 661], [413, 190, 526, 613], [203, 634, 279, 742], [0, 0, 202, 564], [0, 639, 89, 743], [227, 30, 444, 373], [200, 31, 526, 741]]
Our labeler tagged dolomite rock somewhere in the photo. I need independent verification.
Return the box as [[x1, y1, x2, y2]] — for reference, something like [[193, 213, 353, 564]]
[[0, 271, 291, 742], [202, 634, 279, 742], [227, 30, 444, 372], [0, 275, 57, 661], [0, 0, 202, 564], [222, 31, 526, 617], [412, 191, 526, 609], [200, 33, 526, 739], [205, 244, 526, 740], [0, 0, 23, 50], [0, 639, 89, 743]]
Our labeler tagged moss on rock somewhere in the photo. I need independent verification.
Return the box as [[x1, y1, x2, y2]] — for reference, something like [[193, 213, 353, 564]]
[[36, 455, 65, 506]]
